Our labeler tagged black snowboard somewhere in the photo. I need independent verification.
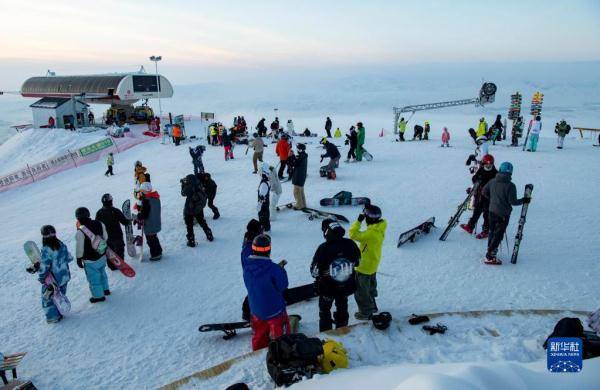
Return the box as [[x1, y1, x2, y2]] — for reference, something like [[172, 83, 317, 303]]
[[397, 217, 436, 247], [320, 197, 370, 207], [510, 184, 533, 264], [198, 321, 251, 339], [301, 207, 349, 223]]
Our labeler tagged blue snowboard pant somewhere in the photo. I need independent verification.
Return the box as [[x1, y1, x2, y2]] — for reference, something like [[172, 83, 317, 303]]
[[42, 284, 67, 321], [84, 256, 109, 299]]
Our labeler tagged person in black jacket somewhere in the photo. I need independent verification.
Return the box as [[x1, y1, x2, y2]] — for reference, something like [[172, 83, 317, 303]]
[[310, 219, 361, 331], [181, 174, 213, 247], [95, 193, 130, 270], [345, 126, 358, 162], [413, 124, 424, 140], [256, 118, 267, 137], [292, 143, 308, 209], [320, 138, 340, 178], [325, 117, 333, 138], [198, 172, 220, 219], [460, 154, 497, 239], [189, 145, 206, 175]]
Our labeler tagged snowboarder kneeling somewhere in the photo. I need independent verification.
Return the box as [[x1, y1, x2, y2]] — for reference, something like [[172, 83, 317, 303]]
[[75, 207, 110, 303], [482, 162, 530, 265], [311, 219, 361, 331], [30, 225, 73, 322], [412, 124, 423, 140], [320, 138, 340, 180], [241, 221, 290, 351], [349, 205, 387, 320]]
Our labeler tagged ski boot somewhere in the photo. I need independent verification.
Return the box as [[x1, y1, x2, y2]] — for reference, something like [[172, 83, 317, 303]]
[[213, 210, 220, 220], [475, 231, 488, 239], [484, 252, 502, 265], [187, 238, 196, 247], [150, 254, 162, 261], [459, 223, 474, 234], [205, 229, 214, 242]]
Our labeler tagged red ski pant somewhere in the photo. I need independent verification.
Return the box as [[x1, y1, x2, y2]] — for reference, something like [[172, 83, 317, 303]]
[[251, 311, 291, 351]]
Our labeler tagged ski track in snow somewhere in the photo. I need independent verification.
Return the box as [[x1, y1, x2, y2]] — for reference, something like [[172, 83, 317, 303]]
[[0, 123, 599, 389]]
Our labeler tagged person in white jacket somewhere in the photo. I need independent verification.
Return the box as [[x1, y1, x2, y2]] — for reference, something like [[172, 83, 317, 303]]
[[286, 119, 296, 136], [268, 165, 282, 220], [527, 115, 542, 152]]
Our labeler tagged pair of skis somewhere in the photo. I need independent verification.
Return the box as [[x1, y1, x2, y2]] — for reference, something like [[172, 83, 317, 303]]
[[439, 183, 533, 264]]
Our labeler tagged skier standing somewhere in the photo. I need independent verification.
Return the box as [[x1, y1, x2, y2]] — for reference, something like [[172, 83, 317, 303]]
[[310, 219, 361, 331], [345, 126, 358, 162], [257, 163, 271, 233], [241, 223, 290, 351], [460, 154, 498, 239], [555, 120, 571, 149], [441, 127, 451, 147], [250, 133, 264, 174], [292, 143, 308, 209], [527, 115, 542, 152], [325, 117, 333, 138], [268, 165, 282, 220], [181, 174, 213, 247], [476, 117, 488, 137], [29, 225, 73, 323], [349, 204, 387, 320], [189, 145, 206, 175], [320, 138, 341, 179], [423, 121, 431, 140], [95, 194, 129, 268], [355, 122, 366, 161], [481, 162, 530, 265], [275, 134, 291, 180], [138, 182, 163, 260], [397, 117, 407, 141], [105, 153, 114, 176], [75, 207, 110, 303], [199, 172, 220, 219]]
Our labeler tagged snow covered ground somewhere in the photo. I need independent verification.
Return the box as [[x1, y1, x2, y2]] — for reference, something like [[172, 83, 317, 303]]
[[1, 108, 599, 389]]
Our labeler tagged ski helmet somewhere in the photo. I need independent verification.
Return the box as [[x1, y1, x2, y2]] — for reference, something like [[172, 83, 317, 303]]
[[363, 204, 382, 222], [40, 225, 56, 238], [135, 160, 142, 167], [251, 234, 271, 256], [101, 193, 113, 206], [371, 312, 392, 330], [320, 339, 349, 373], [499, 162, 513, 174], [75, 207, 90, 220], [320, 137, 328, 145], [296, 143, 306, 151], [481, 154, 494, 165]]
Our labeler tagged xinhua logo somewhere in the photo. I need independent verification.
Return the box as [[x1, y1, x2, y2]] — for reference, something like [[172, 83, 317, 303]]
[[547, 337, 583, 373]]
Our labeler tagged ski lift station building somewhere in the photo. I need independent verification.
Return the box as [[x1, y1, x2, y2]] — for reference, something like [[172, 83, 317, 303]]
[[21, 73, 174, 128]]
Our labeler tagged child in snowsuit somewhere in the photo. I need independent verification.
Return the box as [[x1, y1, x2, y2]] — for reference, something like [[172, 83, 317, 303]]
[[105, 153, 114, 176], [199, 172, 220, 219], [241, 226, 290, 351], [527, 116, 542, 152], [257, 164, 271, 233], [268, 165, 282, 220], [29, 225, 73, 323], [555, 120, 571, 149], [441, 127, 450, 147], [189, 145, 206, 175], [349, 204, 387, 320], [75, 207, 110, 303], [476, 118, 488, 137], [311, 219, 361, 331], [481, 162, 530, 264]]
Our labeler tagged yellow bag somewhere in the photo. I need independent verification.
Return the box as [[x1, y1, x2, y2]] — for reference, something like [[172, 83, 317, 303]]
[[319, 339, 348, 373]]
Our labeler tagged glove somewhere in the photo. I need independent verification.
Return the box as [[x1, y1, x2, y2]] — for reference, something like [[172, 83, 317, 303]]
[[358, 213, 365, 222], [77, 258, 84, 269], [523, 197, 531, 204], [26, 262, 40, 274], [278, 259, 287, 268]]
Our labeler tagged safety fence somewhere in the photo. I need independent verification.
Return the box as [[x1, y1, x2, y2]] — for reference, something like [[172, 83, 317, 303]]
[[0, 133, 152, 193]]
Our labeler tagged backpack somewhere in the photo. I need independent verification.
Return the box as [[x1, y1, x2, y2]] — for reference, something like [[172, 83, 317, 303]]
[[266, 333, 323, 387]]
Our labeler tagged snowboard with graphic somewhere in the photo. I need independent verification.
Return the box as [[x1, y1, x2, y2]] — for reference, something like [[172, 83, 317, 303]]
[[122, 199, 136, 258], [397, 217, 436, 247]]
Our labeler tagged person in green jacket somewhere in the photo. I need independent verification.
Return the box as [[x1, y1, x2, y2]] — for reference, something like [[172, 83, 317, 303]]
[[349, 204, 387, 320], [555, 120, 571, 149], [355, 122, 366, 161], [105, 152, 114, 176], [476, 118, 488, 137], [398, 117, 407, 141]]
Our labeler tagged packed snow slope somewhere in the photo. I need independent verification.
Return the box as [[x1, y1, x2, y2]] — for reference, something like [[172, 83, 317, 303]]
[[0, 118, 599, 389]]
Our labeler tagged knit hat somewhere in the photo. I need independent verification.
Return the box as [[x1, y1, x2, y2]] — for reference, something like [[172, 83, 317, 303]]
[[252, 234, 271, 256]]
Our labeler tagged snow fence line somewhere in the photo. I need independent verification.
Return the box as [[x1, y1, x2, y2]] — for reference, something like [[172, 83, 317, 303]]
[[0, 134, 153, 193]]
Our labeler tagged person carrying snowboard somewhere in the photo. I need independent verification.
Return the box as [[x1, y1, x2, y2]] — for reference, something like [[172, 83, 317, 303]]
[[397, 117, 407, 141], [460, 154, 498, 239], [257, 163, 271, 233], [198, 172, 220, 219], [325, 116, 333, 138], [345, 126, 358, 162], [441, 127, 451, 147], [28, 225, 73, 323], [355, 122, 366, 161], [250, 133, 264, 174], [292, 143, 308, 210], [105, 152, 114, 177], [75, 207, 110, 303], [555, 119, 571, 149], [320, 137, 341, 179], [241, 223, 290, 351], [481, 162, 530, 265], [189, 145, 206, 175], [95, 193, 130, 268], [138, 182, 163, 260], [181, 174, 213, 247], [275, 134, 291, 180], [311, 219, 361, 331], [527, 115, 542, 152], [349, 204, 387, 320]]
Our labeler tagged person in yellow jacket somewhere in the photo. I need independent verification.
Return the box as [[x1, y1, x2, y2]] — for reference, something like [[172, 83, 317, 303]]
[[476, 117, 488, 137], [349, 204, 387, 320], [334, 127, 342, 138]]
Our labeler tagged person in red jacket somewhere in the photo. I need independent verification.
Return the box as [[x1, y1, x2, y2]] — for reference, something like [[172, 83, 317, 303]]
[[275, 134, 291, 180]]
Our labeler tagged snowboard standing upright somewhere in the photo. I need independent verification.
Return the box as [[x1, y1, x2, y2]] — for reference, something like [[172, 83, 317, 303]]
[[510, 184, 534, 264], [132, 196, 145, 262], [439, 183, 480, 241], [24, 241, 71, 315], [122, 199, 136, 258]]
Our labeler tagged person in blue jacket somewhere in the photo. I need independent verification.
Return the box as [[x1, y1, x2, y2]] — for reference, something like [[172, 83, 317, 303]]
[[27, 225, 73, 323], [241, 219, 290, 350]]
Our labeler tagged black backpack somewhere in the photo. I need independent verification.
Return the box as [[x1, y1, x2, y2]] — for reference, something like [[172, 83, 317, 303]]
[[266, 333, 323, 387]]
